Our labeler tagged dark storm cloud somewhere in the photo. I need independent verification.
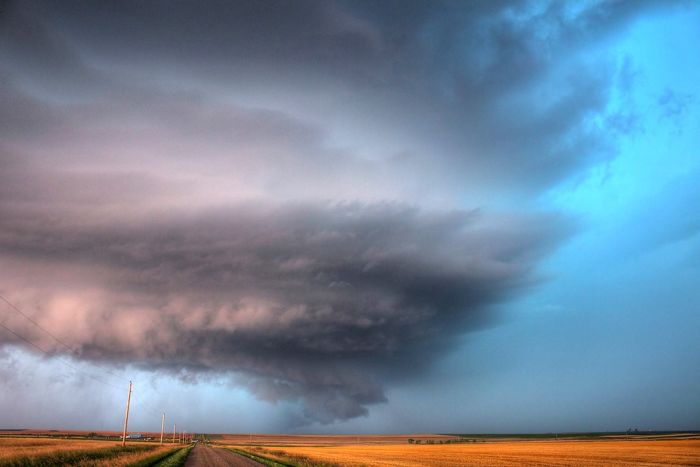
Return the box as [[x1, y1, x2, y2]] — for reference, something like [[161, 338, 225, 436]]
[[1, 0, 684, 196], [0, 203, 565, 423], [0, 0, 684, 425]]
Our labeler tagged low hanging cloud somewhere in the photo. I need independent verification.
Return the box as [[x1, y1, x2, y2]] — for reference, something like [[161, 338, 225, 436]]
[[0, 203, 564, 423]]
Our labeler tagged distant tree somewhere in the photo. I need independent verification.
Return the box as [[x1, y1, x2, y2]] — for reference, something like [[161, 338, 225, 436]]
[[407, 439, 415, 444]]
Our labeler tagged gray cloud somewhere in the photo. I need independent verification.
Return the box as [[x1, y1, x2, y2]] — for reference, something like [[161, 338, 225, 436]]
[[0, 202, 565, 423], [0, 0, 680, 425], [1, 0, 680, 201]]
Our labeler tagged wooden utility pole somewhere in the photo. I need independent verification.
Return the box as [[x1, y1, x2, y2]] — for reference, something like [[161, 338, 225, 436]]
[[121, 381, 133, 447], [160, 413, 165, 445], [172, 423, 176, 443]]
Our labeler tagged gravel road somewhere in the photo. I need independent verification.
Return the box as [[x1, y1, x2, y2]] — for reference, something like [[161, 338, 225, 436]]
[[184, 444, 262, 467]]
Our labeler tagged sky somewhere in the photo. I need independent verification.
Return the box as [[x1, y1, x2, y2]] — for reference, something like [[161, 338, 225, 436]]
[[0, 0, 698, 434]]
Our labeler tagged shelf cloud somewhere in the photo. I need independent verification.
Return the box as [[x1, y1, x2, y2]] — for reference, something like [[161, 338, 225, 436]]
[[0, 0, 684, 426], [0, 202, 565, 422]]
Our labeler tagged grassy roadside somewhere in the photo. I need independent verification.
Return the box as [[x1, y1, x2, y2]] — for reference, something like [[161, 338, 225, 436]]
[[227, 448, 292, 467], [153, 446, 192, 467], [130, 445, 193, 467], [0, 445, 154, 466], [228, 447, 340, 467]]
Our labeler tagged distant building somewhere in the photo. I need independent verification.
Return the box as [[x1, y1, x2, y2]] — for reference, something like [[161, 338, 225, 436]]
[[126, 434, 143, 439]]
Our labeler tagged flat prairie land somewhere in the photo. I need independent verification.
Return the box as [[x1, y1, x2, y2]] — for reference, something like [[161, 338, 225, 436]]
[[232, 439, 700, 467], [213, 433, 460, 446], [0, 437, 179, 466], [0, 428, 158, 438], [93, 445, 183, 466], [0, 437, 118, 459]]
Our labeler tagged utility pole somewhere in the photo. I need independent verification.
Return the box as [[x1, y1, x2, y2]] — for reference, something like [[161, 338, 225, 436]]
[[121, 381, 133, 447], [160, 413, 165, 445], [173, 423, 176, 443]]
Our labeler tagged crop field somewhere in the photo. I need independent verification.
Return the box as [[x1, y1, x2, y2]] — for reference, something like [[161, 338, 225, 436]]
[[0, 437, 119, 459], [0, 437, 184, 466], [230, 438, 700, 467], [212, 433, 461, 446], [4, 434, 699, 466]]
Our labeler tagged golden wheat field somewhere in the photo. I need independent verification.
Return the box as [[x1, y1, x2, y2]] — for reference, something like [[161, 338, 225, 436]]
[[234, 439, 700, 467], [0, 437, 118, 459], [214, 433, 460, 446], [0, 437, 177, 465], [89, 445, 178, 466]]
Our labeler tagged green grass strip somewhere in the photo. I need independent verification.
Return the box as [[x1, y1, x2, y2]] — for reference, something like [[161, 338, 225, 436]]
[[228, 447, 341, 467], [152, 446, 193, 467], [128, 446, 185, 467], [228, 448, 293, 467], [0, 445, 154, 467]]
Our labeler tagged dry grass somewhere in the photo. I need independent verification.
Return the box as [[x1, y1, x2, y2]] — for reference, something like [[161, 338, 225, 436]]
[[0, 437, 119, 459], [84, 445, 178, 466], [0, 437, 176, 466], [234, 439, 700, 467]]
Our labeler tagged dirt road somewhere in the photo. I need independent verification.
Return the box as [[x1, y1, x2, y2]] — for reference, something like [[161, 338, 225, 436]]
[[184, 444, 262, 467]]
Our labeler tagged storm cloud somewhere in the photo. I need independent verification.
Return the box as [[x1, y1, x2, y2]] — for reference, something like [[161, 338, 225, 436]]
[[0, 0, 669, 204], [0, 0, 684, 426], [0, 202, 564, 422]]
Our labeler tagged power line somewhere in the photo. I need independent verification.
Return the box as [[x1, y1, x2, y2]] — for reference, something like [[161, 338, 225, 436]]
[[0, 321, 122, 391], [0, 295, 152, 393], [1, 320, 170, 434], [2, 290, 190, 399], [0, 292, 128, 381], [0, 321, 52, 356], [0, 293, 181, 399], [0, 293, 76, 354], [0, 292, 179, 430], [130, 389, 165, 418]]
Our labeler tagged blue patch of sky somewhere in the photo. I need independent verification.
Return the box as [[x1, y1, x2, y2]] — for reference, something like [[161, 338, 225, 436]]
[[344, 5, 700, 433]]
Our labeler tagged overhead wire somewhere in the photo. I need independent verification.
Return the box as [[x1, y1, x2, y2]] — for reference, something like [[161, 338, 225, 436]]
[[0, 321, 122, 391], [1, 294, 78, 355], [130, 386, 166, 417], [0, 292, 173, 430], [0, 292, 128, 381]]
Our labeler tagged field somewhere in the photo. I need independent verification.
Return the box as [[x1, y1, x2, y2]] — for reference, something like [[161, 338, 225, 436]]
[[212, 433, 461, 446], [2, 432, 699, 466], [0, 437, 187, 466], [222, 435, 700, 467], [0, 437, 120, 460]]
